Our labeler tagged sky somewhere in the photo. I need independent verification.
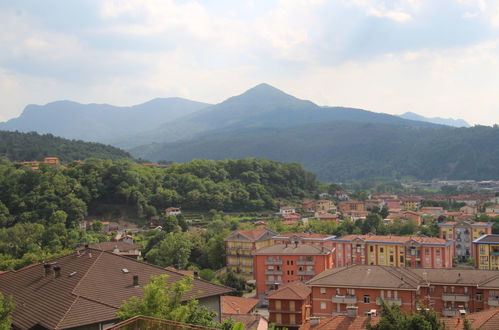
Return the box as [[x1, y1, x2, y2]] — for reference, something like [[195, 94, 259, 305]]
[[1, 0, 499, 125]]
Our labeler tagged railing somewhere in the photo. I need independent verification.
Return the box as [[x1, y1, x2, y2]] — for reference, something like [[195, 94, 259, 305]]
[[441, 293, 470, 302], [488, 297, 499, 306], [265, 280, 283, 285], [297, 260, 315, 265], [332, 295, 357, 304], [265, 270, 283, 275], [265, 260, 283, 265], [441, 309, 461, 317], [297, 270, 315, 276], [105, 315, 218, 330], [376, 297, 402, 306]]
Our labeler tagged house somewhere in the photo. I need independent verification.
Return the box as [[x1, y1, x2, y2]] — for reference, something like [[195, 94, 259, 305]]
[[330, 234, 454, 268], [401, 198, 421, 211], [280, 206, 297, 214], [338, 201, 365, 213], [399, 211, 424, 226], [486, 205, 499, 214], [43, 157, 60, 165], [420, 207, 446, 217], [473, 234, 499, 270], [460, 205, 478, 215], [316, 200, 335, 212], [87, 241, 142, 260], [302, 200, 316, 212], [306, 264, 499, 318], [165, 207, 181, 216], [385, 199, 402, 210], [266, 281, 311, 329], [221, 296, 259, 314], [253, 243, 334, 303], [281, 213, 302, 224], [224, 228, 278, 280], [0, 248, 233, 329], [315, 211, 339, 222], [221, 314, 268, 330], [438, 221, 493, 262], [333, 191, 351, 201], [318, 192, 332, 199]]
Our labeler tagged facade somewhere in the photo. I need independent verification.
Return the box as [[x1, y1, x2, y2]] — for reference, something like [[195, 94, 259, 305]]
[[438, 221, 493, 261], [473, 234, 499, 270], [280, 206, 297, 214], [253, 243, 334, 303], [486, 205, 499, 214], [224, 228, 277, 280], [331, 234, 454, 268], [165, 207, 181, 215], [266, 281, 311, 329], [338, 201, 365, 213], [307, 265, 499, 318], [316, 200, 335, 212]]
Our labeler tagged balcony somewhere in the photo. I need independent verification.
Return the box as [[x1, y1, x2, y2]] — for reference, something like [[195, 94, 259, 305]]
[[491, 252, 499, 256], [441, 293, 470, 302], [488, 297, 499, 306], [297, 270, 315, 276], [441, 309, 462, 317], [265, 270, 283, 275], [376, 297, 402, 306], [265, 280, 283, 285], [332, 295, 357, 304], [265, 260, 283, 265], [297, 260, 315, 265]]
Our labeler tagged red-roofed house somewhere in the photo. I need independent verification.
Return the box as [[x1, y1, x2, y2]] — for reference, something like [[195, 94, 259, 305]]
[[267, 281, 311, 329], [221, 296, 259, 314], [165, 207, 181, 216]]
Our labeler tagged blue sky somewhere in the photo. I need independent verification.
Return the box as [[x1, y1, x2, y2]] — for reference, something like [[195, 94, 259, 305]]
[[1, 0, 499, 125]]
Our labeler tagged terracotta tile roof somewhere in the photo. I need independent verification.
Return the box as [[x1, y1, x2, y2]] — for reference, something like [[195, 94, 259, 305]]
[[307, 265, 421, 290], [441, 307, 499, 330], [266, 281, 311, 300], [300, 315, 380, 329], [254, 243, 333, 255], [221, 296, 258, 314], [0, 249, 233, 329], [332, 234, 449, 245], [273, 232, 335, 240], [87, 241, 141, 252], [224, 228, 277, 242], [222, 314, 268, 330]]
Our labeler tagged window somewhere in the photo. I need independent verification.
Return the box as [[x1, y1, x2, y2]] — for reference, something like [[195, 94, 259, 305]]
[[320, 287, 326, 294], [425, 248, 430, 254], [389, 247, 394, 253], [451, 286, 455, 293], [443, 286, 447, 293], [400, 255, 404, 263], [364, 295, 370, 303], [347, 288, 355, 295], [436, 249, 441, 257], [480, 245, 485, 254], [464, 287, 468, 294], [380, 247, 384, 253], [386, 291, 391, 298], [275, 300, 281, 310], [370, 246, 374, 252], [320, 302, 326, 310], [390, 255, 394, 263], [430, 286, 435, 294], [476, 293, 483, 301]]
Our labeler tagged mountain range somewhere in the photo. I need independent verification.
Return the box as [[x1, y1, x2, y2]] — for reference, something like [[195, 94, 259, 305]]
[[399, 112, 470, 127], [1, 83, 498, 181]]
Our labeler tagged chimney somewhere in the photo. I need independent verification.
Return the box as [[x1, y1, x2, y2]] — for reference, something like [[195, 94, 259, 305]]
[[133, 275, 139, 287], [310, 317, 321, 326], [346, 305, 358, 318], [44, 263, 52, 277], [193, 271, 199, 279], [53, 266, 61, 278], [294, 241, 298, 248]]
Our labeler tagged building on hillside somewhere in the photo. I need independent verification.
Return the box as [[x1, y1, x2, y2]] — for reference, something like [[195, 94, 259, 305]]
[[165, 207, 181, 216], [221, 296, 259, 315], [272, 232, 336, 247], [87, 241, 142, 260], [402, 198, 421, 211], [306, 264, 499, 318], [43, 157, 61, 165], [302, 200, 316, 212], [280, 206, 296, 214], [420, 207, 446, 217], [333, 191, 351, 201], [398, 211, 424, 226], [224, 228, 278, 280], [314, 211, 339, 222], [0, 248, 233, 329], [316, 200, 335, 212], [486, 205, 499, 214], [281, 213, 302, 224], [266, 281, 311, 329], [330, 234, 454, 268], [460, 205, 478, 215], [365, 199, 384, 210], [338, 201, 365, 213], [253, 243, 334, 303], [473, 234, 499, 270], [385, 199, 402, 210], [438, 221, 493, 262]]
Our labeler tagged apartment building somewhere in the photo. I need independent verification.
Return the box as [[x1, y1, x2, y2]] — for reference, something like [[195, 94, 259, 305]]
[[438, 221, 493, 261], [331, 234, 454, 268], [253, 242, 334, 303], [473, 234, 499, 270], [267, 281, 311, 329], [307, 265, 499, 318], [224, 228, 278, 280]]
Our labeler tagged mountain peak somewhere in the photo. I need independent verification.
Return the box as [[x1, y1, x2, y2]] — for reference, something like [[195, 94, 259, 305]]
[[400, 112, 470, 127]]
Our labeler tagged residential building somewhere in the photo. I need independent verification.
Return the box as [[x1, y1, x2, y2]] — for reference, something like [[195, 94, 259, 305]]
[[420, 207, 446, 217], [438, 221, 493, 261], [253, 243, 334, 303], [460, 205, 478, 215], [331, 234, 453, 268], [272, 232, 336, 247], [402, 198, 421, 211], [165, 207, 181, 215], [306, 264, 499, 318], [386, 199, 402, 210], [281, 213, 302, 224], [315, 211, 339, 222], [43, 157, 61, 165], [267, 281, 311, 329], [338, 201, 365, 213], [224, 228, 277, 280], [280, 206, 296, 214], [302, 200, 316, 212], [87, 241, 142, 260], [0, 248, 233, 329], [486, 205, 499, 214], [221, 296, 259, 314], [473, 234, 499, 270], [333, 191, 351, 201], [316, 200, 335, 212]]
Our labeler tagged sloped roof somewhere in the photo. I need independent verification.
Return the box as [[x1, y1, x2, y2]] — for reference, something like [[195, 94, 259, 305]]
[[441, 307, 499, 330], [87, 241, 141, 252], [224, 229, 277, 242], [273, 232, 335, 240], [254, 244, 333, 255], [266, 281, 311, 300], [300, 315, 380, 330], [0, 249, 233, 330], [221, 296, 259, 314], [473, 234, 499, 244], [222, 314, 268, 330], [332, 234, 450, 246]]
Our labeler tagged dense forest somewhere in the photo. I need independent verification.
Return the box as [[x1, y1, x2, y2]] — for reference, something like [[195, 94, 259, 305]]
[[0, 130, 131, 161]]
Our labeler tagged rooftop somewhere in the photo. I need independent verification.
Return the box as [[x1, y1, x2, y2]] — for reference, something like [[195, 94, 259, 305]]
[[332, 234, 450, 246], [221, 296, 259, 314], [300, 315, 380, 330], [272, 232, 336, 241], [254, 243, 334, 255], [473, 234, 499, 244], [224, 228, 278, 242], [266, 281, 311, 300]]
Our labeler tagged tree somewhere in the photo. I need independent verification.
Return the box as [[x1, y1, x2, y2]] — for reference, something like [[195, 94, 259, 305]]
[[218, 271, 247, 296], [117, 274, 216, 327], [145, 232, 192, 269], [0, 292, 14, 330], [361, 214, 383, 234], [92, 220, 103, 232]]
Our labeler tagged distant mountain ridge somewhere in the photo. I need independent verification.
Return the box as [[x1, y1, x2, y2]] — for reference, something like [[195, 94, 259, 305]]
[[399, 112, 470, 127], [0, 97, 210, 143]]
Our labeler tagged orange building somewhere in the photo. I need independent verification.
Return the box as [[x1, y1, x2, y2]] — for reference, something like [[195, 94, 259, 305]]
[[267, 281, 311, 329], [43, 157, 60, 165], [331, 234, 454, 268], [338, 201, 365, 213], [307, 265, 499, 319], [253, 243, 334, 303]]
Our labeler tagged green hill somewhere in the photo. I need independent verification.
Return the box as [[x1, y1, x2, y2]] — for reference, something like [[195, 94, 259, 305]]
[[0, 130, 131, 162]]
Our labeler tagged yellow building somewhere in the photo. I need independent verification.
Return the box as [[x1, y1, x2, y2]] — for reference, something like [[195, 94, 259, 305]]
[[224, 228, 277, 280], [473, 234, 499, 270]]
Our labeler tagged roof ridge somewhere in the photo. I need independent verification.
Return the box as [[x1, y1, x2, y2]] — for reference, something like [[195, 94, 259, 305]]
[[472, 307, 499, 328]]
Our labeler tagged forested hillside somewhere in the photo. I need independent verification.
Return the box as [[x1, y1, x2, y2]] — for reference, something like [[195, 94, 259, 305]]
[[134, 123, 499, 182], [0, 130, 131, 161]]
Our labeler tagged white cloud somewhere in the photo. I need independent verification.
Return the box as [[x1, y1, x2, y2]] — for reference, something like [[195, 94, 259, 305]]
[[346, 0, 421, 22]]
